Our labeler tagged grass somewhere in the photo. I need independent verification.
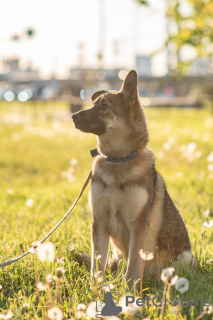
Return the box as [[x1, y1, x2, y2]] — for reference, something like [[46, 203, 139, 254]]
[[0, 100, 212, 319]]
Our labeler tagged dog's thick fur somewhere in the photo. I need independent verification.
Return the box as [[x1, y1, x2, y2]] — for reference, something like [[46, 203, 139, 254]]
[[72, 70, 196, 289]]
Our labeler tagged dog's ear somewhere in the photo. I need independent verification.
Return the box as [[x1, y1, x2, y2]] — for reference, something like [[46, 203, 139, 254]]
[[91, 90, 108, 102], [120, 70, 139, 105]]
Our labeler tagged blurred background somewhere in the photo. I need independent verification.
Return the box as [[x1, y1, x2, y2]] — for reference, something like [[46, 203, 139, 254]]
[[0, 0, 213, 110]]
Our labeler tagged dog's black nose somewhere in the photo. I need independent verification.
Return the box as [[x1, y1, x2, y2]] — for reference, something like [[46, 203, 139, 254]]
[[72, 113, 81, 120]]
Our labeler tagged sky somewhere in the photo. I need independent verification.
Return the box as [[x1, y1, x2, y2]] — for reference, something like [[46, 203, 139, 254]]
[[0, 0, 167, 78]]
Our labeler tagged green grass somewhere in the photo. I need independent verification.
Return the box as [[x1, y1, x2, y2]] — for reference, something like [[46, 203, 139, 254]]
[[0, 101, 212, 319]]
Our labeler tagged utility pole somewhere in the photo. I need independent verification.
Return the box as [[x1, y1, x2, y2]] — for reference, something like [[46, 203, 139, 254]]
[[98, 0, 106, 69]]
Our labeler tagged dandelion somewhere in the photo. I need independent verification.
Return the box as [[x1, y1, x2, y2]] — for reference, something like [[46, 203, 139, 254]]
[[55, 257, 65, 265], [26, 199, 33, 207], [176, 172, 183, 177], [104, 283, 115, 292], [77, 304, 86, 311], [207, 152, 213, 163], [37, 242, 55, 262], [36, 282, 46, 291], [7, 189, 13, 195], [87, 301, 102, 318], [203, 220, 213, 228], [203, 304, 213, 315], [157, 151, 164, 159], [187, 142, 197, 153], [175, 277, 189, 293], [29, 241, 41, 254], [56, 267, 65, 279], [139, 250, 154, 261], [0, 311, 14, 320], [208, 164, 213, 172], [70, 158, 78, 166], [170, 275, 179, 286], [163, 142, 171, 150], [203, 210, 210, 218], [47, 307, 63, 320], [76, 310, 84, 319], [161, 267, 175, 283], [46, 274, 54, 287], [22, 303, 29, 312]]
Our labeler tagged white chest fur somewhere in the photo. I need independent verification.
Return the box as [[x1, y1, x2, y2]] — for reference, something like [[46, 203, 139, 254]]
[[89, 178, 149, 224]]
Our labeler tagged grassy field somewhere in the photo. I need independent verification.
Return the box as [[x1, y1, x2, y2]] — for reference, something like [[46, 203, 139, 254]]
[[0, 101, 212, 319]]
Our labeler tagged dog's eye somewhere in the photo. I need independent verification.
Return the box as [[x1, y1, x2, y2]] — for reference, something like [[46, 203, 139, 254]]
[[101, 104, 109, 110]]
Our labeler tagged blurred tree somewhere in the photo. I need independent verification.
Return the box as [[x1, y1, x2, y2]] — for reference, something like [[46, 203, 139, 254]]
[[166, 0, 213, 75], [26, 28, 35, 38], [136, 0, 149, 5]]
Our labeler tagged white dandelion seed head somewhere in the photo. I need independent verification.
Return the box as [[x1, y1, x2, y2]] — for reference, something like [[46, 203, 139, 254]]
[[187, 142, 197, 153], [37, 242, 55, 262], [139, 250, 154, 261], [56, 267, 65, 279], [0, 284, 2, 290], [26, 199, 33, 207], [29, 241, 41, 254], [22, 303, 29, 310], [161, 268, 175, 283], [47, 307, 63, 320], [104, 283, 115, 292], [207, 152, 213, 163], [36, 282, 46, 291], [87, 301, 102, 318], [175, 277, 189, 293], [163, 142, 171, 150], [7, 189, 13, 195], [176, 172, 183, 177], [203, 209, 210, 218], [56, 257, 65, 265], [70, 158, 78, 166], [203, 304, 213, 315], [77, 304, 86, 311], [76, 310, 84, 319], [208, 164, 213, 172], [203, 219, 213, 228], [3, 311, 14, 320], [170, 275, 179, 286]]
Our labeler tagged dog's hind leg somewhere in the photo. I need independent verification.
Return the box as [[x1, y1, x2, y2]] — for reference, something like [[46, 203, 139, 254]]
[[177, 250, 198, 268]]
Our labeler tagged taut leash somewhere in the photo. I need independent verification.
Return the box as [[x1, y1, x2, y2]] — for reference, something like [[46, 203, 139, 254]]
[[0, 170, 92, 268]]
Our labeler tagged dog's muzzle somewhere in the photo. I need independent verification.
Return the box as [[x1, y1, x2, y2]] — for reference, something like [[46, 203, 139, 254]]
[[72, 109, 106, 135]]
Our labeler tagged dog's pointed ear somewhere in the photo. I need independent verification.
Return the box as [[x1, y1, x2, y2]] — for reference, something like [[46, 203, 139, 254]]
[[121, 70, 139, 105], [91, 90, 108, 102]]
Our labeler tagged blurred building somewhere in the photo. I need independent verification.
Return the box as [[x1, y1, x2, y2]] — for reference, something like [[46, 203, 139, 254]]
[[135, 55, 152, 77], [1, 59, 40, 82], [189, 57, 213, 76]]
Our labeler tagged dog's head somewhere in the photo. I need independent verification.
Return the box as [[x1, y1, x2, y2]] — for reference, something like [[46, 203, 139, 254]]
[[72, 70, 148, 153]]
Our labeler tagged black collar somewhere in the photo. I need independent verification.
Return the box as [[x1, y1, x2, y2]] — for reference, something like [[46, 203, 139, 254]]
[[90, 148, 138, 163]]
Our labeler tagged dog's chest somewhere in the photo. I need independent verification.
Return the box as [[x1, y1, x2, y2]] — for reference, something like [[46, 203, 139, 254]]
[[90, 172, 149, 227]]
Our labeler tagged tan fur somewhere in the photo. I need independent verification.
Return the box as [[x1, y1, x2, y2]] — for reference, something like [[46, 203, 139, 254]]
[[72, 70, 194, 290]]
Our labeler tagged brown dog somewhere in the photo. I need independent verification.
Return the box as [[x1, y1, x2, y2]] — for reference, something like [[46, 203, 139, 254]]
[[72, 70, 196, 289]]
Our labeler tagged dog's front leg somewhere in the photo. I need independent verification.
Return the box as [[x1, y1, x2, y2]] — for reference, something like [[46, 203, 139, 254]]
[[91, 220, 109, 278], [125, 223, 149, 290]]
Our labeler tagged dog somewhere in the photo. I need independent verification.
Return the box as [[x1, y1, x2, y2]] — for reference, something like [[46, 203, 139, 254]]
[[72, 70, 196, 290]]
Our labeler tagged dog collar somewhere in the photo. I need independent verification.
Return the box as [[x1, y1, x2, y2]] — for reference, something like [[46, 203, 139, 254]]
[[90, 148, 138, 162]]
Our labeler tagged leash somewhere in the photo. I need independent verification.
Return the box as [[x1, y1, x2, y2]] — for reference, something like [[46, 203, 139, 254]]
[[0, 170, 92, 268]]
